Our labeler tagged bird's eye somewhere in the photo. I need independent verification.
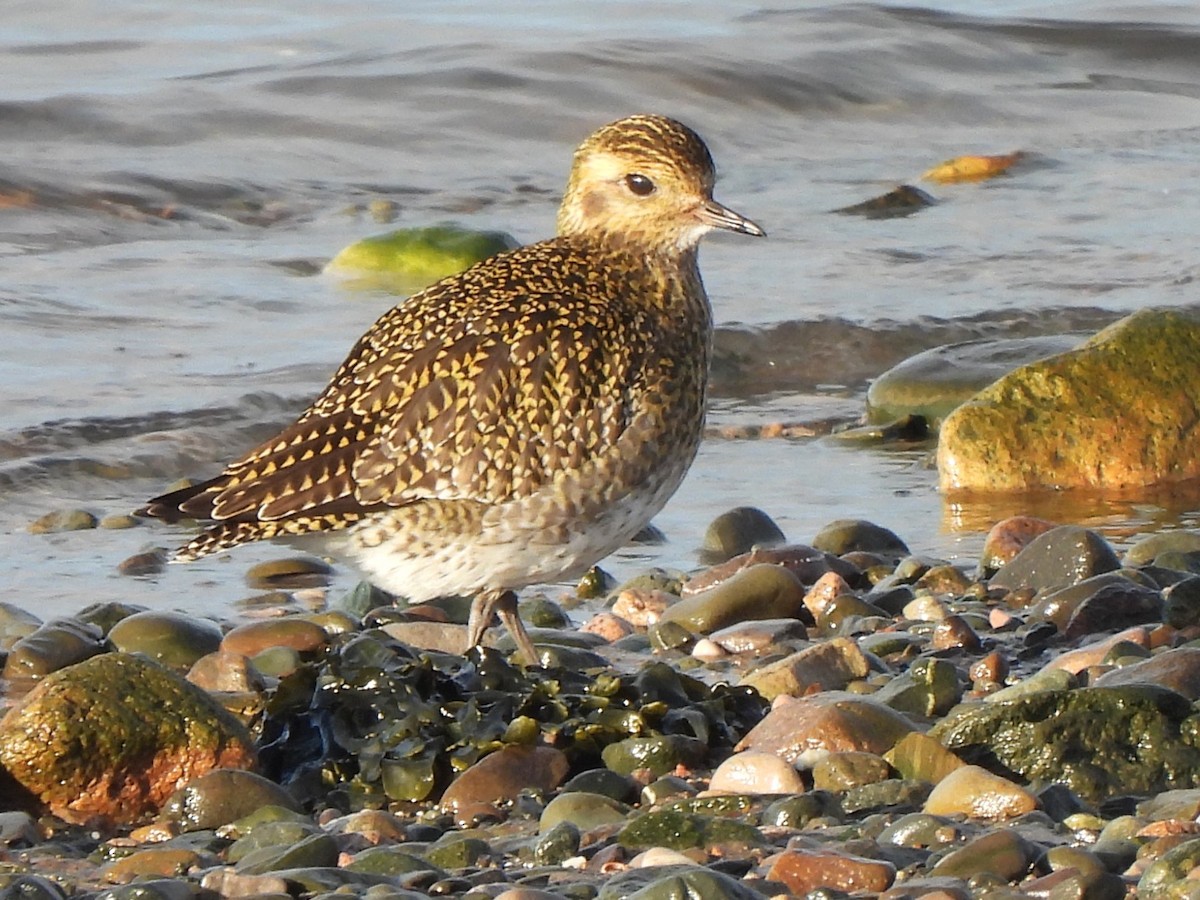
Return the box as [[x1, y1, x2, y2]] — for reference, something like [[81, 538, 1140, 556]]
[[624, 173, 656, 197]]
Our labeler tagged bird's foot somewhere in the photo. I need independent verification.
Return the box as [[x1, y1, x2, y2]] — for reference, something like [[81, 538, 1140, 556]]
[[466, 589, 540, 666]]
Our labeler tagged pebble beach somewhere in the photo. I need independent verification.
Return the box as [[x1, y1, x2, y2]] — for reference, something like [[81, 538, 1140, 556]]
[[2, 507, 1200, 898]]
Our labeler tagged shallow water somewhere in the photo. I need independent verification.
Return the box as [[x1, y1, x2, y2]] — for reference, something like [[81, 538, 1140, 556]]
[[3, 1, 1200, 619]]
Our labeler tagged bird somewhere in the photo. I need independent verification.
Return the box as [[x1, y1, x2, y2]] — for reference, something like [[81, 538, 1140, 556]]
[[140, 114, 765, 665]]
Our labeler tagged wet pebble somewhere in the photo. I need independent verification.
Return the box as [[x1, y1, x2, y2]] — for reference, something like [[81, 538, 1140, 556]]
[[579, 612, 635, 642], [99, 513, 141, 530], [740, 636, 870, 700], [610, 589, 673, 627], [802, 571, 852, 620], [931, 829, 1040, 881], [0, 602, 42, 649], [990, 525, 1121, 594], [767, 846, 896, 895], [930, 614, 982, 651], [161, 770, 300, 832], [3, 618, 104, 681], [220, 618, 329, 657], [978, 515, 1058, 575], [539, 792, 627, 833], [1093, 646, 1200, 699], [884, 732, 965, 785], [707, 750, 804, 795], [1127, 530, 1200, 566], [923, 765, 1037, 819], [658, 564, 805, 634], [117, 548, 169, 576], [187, 651, 266, 694], [108, 611, 224, 671], [736, 692, 915, 768], [811, 751, 893, 792], [700, 505, 785, 563], [244, 556, 333, 589], [602, 734, 707, 778], [101, 847, 210, 883], [708, 618, 808, 654], [813, 518, 909, 559], [439, 745, 569, 825], [28, 509, 97, 534]]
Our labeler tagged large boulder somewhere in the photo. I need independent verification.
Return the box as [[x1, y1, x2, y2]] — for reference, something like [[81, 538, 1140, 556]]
[[938, 308, 1200, 491], [0, 652, 256, 824], [930, 685, 1200, 801]]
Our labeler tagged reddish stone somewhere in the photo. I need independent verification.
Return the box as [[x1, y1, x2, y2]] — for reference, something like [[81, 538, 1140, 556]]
[[768, 847, 895, 895]]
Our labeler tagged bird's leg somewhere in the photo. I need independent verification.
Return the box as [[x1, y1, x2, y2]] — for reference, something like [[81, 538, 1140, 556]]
[[466, 589, 540, 666]]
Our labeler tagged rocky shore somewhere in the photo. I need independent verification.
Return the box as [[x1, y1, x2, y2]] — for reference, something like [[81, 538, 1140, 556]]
[[2, 509, 1200, 899]]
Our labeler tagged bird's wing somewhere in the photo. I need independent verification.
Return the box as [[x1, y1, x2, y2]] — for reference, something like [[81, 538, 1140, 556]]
[[158, 243, 657, 527]]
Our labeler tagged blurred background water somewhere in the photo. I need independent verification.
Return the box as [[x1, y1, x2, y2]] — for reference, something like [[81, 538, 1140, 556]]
[[3, 0, 1200, 618]]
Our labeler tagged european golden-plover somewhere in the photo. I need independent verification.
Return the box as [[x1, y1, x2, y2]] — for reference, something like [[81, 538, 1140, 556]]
[[141, 114, 764, 664]]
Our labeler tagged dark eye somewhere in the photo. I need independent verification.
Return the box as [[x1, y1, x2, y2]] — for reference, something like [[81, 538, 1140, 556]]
[[624, 173, 656, 197]]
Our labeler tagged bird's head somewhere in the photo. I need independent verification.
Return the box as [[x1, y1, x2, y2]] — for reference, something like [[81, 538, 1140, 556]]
[[557, 114, 764, 255]]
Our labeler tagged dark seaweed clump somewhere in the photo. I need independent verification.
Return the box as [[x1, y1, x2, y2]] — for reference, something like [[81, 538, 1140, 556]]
[[258, 628, 767, 810]]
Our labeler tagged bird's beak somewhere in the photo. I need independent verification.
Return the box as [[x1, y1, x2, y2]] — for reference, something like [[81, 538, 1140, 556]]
[[696, 198, 766, 237]]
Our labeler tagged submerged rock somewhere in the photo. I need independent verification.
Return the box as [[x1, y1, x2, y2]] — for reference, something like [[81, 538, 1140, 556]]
[[939, 307, 1200, 491], [325, 225, 519, 292], [866, 335, 1078, 426], [0, 653, 255, 824], [834, 184, 935, 219]]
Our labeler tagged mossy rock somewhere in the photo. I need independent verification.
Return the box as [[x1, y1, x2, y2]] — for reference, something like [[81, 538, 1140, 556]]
[[0, 653, 255, 824], [931, 685, 1200, 802], [618, 808, 763, 851], [939, 308, 1200, 491]]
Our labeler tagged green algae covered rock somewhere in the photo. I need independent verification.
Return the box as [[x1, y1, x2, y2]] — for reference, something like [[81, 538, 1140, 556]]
[[618, 807, 763, 851], [1137, 836, 1200, 897], [0, 652, 256, 824], [939, 308, 1200, 492], [930, 685, 1200, 802], [325, 225, 519, 292]]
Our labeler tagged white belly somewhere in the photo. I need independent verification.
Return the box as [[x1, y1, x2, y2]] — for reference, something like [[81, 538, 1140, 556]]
[[317, 474, 680, 603]]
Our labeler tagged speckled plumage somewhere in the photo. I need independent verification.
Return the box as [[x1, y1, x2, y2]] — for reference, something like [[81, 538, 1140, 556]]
[[142, 114, 764, 663]]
